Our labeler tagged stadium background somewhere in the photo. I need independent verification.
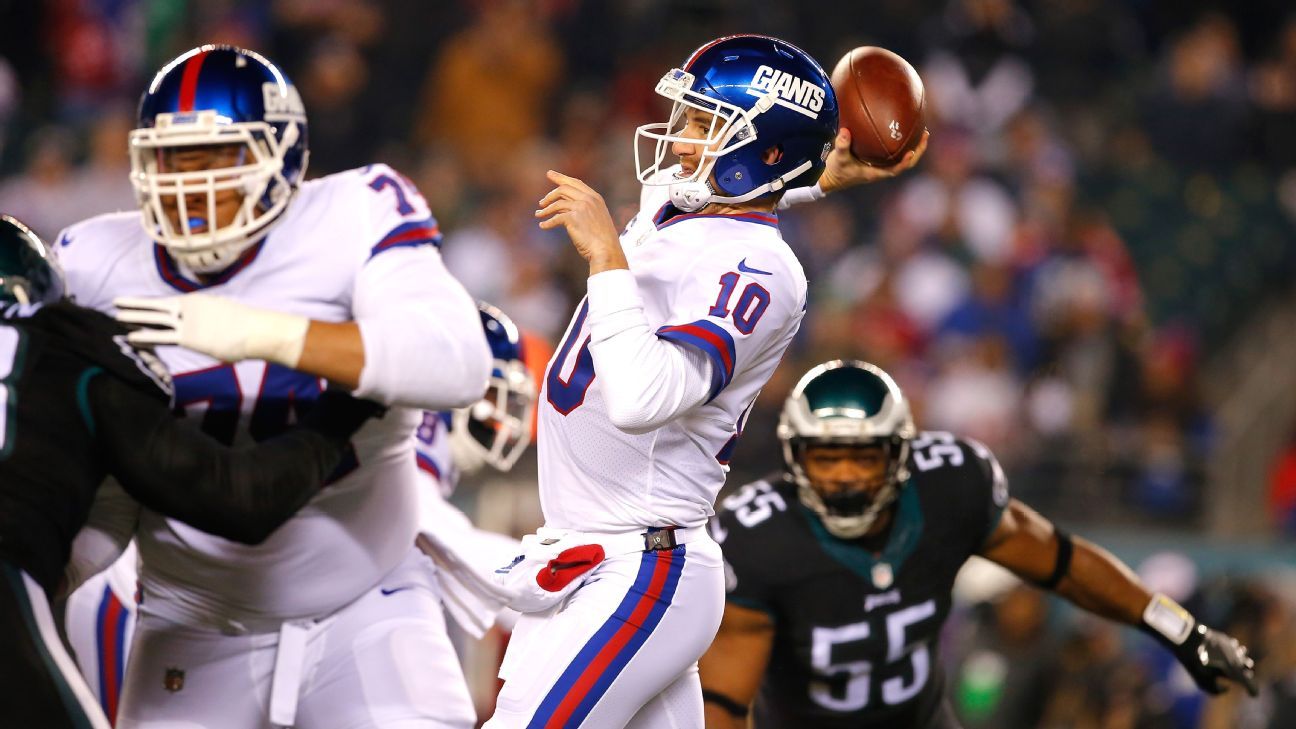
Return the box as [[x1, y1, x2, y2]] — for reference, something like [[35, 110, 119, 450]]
[[1, 0, 1295, 726]]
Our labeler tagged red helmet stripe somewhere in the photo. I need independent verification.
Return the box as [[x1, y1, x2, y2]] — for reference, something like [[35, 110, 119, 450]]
[[683, 33, 770, 71], [177, 50, 210, 112]]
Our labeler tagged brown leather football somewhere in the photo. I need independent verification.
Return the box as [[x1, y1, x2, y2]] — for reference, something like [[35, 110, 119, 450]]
[[830, 47, 926, 165]]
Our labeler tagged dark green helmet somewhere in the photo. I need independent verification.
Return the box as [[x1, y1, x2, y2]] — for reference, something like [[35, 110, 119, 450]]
[[0, 215, 65, 307], [777, 360, 916, 538]]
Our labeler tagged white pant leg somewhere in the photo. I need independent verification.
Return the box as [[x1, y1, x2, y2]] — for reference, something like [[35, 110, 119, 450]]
[[118, 548, 475, 729], [294, 550, 476, 729], [485, 536, 724, 729], [64, 544, 139, 722], [116, 613, 278, 729], [624, 665, 704, 729]]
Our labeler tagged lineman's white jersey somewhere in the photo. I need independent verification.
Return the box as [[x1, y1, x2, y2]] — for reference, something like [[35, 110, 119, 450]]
[[538, 182, 807, 531], [57, 164, 488, 626]]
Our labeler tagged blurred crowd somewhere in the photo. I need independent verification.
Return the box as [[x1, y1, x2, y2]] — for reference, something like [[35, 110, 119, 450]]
[[4, 0, 1296, 530], [4, 1, 1296, 726]]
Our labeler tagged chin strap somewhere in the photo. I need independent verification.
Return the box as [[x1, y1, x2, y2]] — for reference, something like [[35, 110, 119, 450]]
[[668, 159, 815, 212], [668, 180, 714, 212]]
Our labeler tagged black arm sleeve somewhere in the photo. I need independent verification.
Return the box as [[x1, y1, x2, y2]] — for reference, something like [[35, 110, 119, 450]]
[[90, 377, 382, 545]]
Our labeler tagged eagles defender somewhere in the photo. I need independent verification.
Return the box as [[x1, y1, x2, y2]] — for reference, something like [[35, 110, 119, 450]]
[[0, 215, 380, 729], [699, 360, 1258, 729]]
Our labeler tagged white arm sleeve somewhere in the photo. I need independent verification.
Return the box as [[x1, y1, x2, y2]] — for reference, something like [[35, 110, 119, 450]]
[[64, 479, 139, 594], [352, 245, 491, 409], [587, 269, 713, 435], [776, 182, 825, 210]]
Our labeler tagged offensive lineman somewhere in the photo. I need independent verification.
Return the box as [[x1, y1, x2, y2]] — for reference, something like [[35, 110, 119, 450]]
[[0, 215, 381, 728], [484, 34, 919, 728], [57, 46, 490, 727], [699, 360, 1258, 729]]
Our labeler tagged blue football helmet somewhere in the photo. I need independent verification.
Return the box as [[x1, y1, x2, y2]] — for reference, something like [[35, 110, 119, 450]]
[[130, 45, 309, 273], [449, 302, 537, 473], [0, 215, 65, 307], [635, 34, 838, 211], [778, 360, 916, 538]]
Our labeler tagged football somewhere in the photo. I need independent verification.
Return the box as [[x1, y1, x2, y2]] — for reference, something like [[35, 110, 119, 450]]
[[829, 46, 926, 165]]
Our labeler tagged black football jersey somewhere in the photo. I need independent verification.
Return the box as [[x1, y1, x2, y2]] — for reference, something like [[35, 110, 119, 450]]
[[713, 432, 1009, 729], [0, 302, 170, 592]]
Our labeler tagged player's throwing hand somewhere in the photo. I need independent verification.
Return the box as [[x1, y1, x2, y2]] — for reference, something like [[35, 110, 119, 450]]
[[818, 127, 930, 194], [535, 170, 627, 275]]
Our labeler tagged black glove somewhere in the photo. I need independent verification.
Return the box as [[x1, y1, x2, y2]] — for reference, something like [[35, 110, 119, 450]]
[[301, 389, 386, 441], [1172, 623, 1258, 696], [1142, 593, 1258, 697]]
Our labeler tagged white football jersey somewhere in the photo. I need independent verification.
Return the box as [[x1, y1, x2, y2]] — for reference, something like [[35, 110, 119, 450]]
[[414, 410, 457, 498], [537, 183, 807, 531], [58, 164, 474, 624]]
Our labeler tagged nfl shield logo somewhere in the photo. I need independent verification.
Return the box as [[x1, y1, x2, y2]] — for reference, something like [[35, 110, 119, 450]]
[[164, 667, 185, 692]]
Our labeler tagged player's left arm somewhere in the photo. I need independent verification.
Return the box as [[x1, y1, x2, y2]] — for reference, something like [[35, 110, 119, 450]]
[[112, 251, 491, 408], [979, 498, 1259, 696], [115, 168, 491, 409], [537, 170, 800, 432], [535, 169, 713, 432]]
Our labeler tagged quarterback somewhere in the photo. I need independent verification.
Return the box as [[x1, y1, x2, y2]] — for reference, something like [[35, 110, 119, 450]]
[[487, 34, 918, 728]]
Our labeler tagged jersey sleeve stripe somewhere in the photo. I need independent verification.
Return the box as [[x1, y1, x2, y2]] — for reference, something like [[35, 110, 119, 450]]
[[415, 451, 441, 480], [656, 320, 736, 401], [369, 219, 442, 258]]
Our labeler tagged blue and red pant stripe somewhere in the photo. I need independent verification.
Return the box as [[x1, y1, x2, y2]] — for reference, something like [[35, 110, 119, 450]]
[[95, 585, 130, 724], [526, 546, 687, 728]]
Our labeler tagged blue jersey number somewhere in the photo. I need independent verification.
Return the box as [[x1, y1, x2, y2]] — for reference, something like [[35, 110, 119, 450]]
[[173, 363, 358, 479], [368, 171, 426, 217], [546, 301, 595, 415], [708, 272, 771, 335]]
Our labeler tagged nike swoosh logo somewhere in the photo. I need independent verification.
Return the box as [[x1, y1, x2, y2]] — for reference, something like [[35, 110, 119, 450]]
[[737, 258, 773, 276], [380, 586, 413, 596]]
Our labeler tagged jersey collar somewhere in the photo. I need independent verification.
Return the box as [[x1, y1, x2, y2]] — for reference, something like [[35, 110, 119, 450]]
[[153, 240, 266, 293], [652, 203, 779, 231], [799, 481, 924, 585]]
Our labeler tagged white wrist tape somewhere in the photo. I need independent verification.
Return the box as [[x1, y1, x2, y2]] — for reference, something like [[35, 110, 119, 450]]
[[777, 182, 826, 210], [1143, 592, 1194, 645], [240, 307, 310, 368]]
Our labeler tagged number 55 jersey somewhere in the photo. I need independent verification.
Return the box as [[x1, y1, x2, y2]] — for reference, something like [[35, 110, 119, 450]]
[[712, 433, 1009, 729], [56, 163, 482, 625]]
